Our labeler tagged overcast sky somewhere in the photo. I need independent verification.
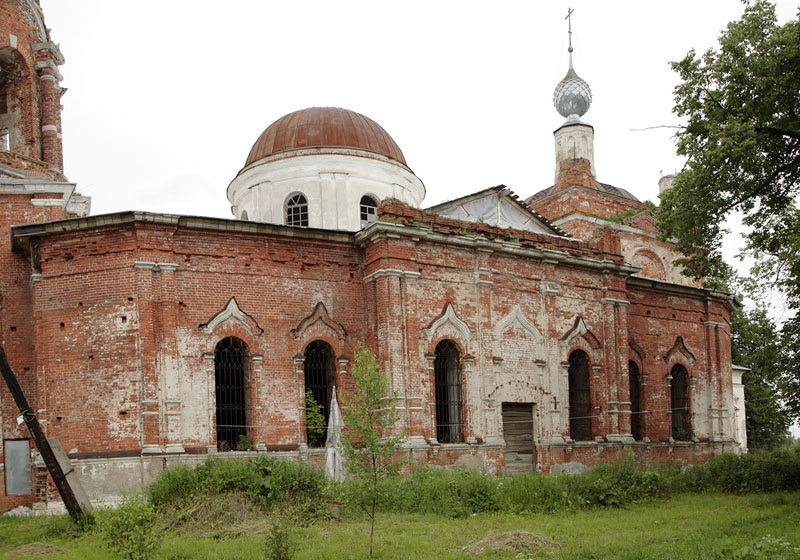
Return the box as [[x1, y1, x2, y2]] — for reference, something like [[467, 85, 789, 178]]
[[41, 0, 798, 219]]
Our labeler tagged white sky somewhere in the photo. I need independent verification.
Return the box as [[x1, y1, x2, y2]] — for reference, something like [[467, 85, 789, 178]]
[[39, 1, 800, 438]]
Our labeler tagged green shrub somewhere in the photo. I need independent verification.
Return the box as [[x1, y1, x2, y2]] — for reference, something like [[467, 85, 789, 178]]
[[147, 464, 198, 508], [263, 515, 296, 560], [195, 457, 267, 500], [96, 491, 162, 560], [236, 434, 253, 451], [267, 456, 326, 505], [147, 455, 327, 516]]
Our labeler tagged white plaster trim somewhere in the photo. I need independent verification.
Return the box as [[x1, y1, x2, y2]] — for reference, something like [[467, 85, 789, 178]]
[[601, 298, 629, 306], [363, 269, 420, 282], [0, 180, 75, 207], [424, 303, 472, 343], [157, 263, 178, 272], [39, 74, 57, 82], [0, 164, 26, 178], [41, 125, 58, 133], [202, 297, 260, 335], [493, 305, 542, 342], [133, 261, 158, 270], [704, 321, 727, 329], [30, 199, 62, 207]]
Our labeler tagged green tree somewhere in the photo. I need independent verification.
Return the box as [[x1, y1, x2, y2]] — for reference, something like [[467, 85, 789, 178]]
[[731, 306, 792, 449], [340, 345, 404, 556], [657, 1, 800, 285], [657, 0, 800, 417]]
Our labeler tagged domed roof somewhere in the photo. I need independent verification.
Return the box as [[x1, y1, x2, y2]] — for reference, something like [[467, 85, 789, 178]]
[[553, 55, 592, 120], [244, 107, 407, 167]]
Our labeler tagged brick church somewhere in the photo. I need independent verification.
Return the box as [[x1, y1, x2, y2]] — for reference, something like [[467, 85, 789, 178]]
[[0, 0, 744, 511]]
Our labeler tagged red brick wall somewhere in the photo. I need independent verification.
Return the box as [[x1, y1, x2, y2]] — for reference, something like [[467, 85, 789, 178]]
[[0, 192, 68, 511], [30, 222, 367, 455]]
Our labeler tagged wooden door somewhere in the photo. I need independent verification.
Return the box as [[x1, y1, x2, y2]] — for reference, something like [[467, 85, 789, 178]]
[[502, 403, 535, 474]]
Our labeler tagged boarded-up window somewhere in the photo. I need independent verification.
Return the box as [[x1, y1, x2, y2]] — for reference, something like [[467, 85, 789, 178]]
[[4, 440, 31, 495], [568, 350, 592, 441], [304, 340, 336, 447], [434, 340, 463, 443], [671, 364, 691, 441], [215, 337, 249, 451], [629, 360, 643, 441]]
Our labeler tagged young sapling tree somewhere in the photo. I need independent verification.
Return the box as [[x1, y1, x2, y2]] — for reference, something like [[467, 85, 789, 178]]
[[340, 345, 405, 556]]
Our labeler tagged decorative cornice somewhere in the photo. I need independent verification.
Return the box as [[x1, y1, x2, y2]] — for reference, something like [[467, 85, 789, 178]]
[[11, 210, 356, 253], [355, 221, 638, 276], [627, 275, 739, 311]]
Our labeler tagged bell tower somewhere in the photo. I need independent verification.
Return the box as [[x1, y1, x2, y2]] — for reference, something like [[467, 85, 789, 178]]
[[0, 0, 66, 178], [552, 7, 596, 186]]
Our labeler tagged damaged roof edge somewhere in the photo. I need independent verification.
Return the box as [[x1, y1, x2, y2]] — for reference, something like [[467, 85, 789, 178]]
[[10, 210, 357, 251]]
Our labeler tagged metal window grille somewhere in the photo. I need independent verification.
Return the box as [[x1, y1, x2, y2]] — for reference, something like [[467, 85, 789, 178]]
[[629, 360, 643, 441], [434, 340, 464, 443], [568, 350, 592, 441], [214, 337, 249, 451], [671, 364, 692, 441], [360, 196, 377, 227], [286, 193, 309, 227], [304, 340, 335, 447]]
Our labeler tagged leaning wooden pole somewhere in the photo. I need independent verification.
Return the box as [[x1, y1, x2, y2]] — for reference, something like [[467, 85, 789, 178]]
[[0, 343, 87, 520]]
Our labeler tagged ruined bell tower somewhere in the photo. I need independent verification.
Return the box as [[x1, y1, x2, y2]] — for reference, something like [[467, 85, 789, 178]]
[[0, 0, 65, 177]]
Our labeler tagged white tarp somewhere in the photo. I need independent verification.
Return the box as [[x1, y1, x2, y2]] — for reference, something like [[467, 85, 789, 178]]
[[324, 386, 346, 481]]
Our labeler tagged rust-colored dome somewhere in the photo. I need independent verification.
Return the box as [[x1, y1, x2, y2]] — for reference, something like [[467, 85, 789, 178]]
[[244, 107, 407, 167]]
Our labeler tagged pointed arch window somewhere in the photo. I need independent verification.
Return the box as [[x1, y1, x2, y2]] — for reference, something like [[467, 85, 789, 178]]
[[670, 364, 691, 441], [568, 350, 592, 441], [214, 337, 250, 451], [629, 360, 643, 441], [304, 340, 336, 447], [434, 340, 464, 443], [286, 193, 308, 227], [359, 195, 378, 227]]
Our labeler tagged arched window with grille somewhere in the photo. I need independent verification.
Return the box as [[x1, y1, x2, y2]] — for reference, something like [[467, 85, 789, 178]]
[[214, 337, 250, 451], [670, 364, 692, 441], [568, 350, 592, 441], [629, 360, 643, 441], [359, 195, 378, 227], [434, 340, 463, 443], [286, 193, 308, 227], [304, 340, 336, 447]]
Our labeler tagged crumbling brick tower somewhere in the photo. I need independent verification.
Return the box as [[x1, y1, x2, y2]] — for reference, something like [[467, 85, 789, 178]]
[[0, 0, 89, 511]]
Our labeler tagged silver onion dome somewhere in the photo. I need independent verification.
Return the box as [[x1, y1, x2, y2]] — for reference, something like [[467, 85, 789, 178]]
[[553, 54, 592, 120]]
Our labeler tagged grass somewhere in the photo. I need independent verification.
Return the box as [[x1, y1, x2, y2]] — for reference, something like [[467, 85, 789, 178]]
[[0, 492, 798, 559]]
